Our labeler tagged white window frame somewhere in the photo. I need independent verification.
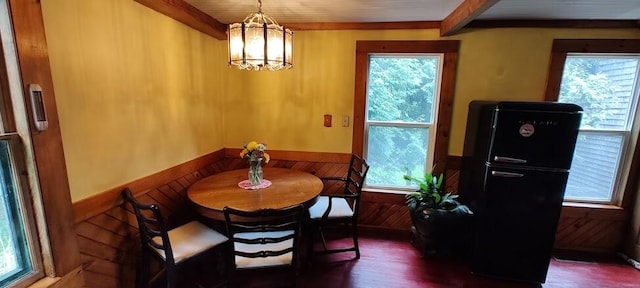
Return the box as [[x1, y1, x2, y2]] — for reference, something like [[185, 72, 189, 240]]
[[362, 53, 444, 191], [0, 135, 44, 287], [559, 53, 640, 205]]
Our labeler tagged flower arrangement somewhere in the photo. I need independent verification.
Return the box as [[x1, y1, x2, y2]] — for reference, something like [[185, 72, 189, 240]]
[[240, 141, 270, 163], [240, 141, 270, 185]]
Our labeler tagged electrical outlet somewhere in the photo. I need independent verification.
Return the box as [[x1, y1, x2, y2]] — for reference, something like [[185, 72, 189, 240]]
[[342, 115, 349, 127]]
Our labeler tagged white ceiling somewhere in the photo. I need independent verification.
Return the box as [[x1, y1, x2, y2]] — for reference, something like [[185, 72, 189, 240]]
[[477, 0, 640, 20], [184, 0, 640, 24]]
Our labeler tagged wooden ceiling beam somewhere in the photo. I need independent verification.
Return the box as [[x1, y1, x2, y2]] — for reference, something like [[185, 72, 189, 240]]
[[440, 0, 501, 36], [134, 0, 227, 40]]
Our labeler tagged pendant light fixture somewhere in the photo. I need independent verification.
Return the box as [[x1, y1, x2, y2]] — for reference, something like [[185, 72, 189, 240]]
[[228, 0, 293, 71]]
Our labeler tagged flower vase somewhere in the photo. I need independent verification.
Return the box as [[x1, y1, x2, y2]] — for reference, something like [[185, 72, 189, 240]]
[[248, 158, 263, 186]]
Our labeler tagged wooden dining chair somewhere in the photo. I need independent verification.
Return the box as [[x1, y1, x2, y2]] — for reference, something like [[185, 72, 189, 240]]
[[307, 154, 370, 259], [121, 188, 229, 288], [223, 204, 305, 288]]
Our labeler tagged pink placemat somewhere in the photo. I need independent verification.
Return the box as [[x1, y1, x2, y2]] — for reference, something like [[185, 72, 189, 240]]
[[238, 179, 272, 190]]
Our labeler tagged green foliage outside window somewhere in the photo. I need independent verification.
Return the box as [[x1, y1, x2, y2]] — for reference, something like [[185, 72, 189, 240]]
[[558, 56, 639, 201], [559, 58, 619, 129], [0, 140, 30, 284], [366, 56, 439, 188]]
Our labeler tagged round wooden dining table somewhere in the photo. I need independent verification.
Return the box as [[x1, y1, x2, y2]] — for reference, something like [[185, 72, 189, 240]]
[[187, 168, 323, 220]]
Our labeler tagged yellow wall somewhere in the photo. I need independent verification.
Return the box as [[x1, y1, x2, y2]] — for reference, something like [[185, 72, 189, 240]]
[[223, 29, 440, 152], [41, 0, 226, 201], [451, 28, 640, 154], [224, 28, 640, 155], [39, 0, 640, 201]]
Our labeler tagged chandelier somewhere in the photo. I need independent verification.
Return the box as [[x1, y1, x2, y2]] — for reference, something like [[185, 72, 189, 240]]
[[228, 0, 293, 71]]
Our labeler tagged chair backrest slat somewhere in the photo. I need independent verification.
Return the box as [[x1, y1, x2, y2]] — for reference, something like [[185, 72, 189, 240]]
[[223, 204, 304, 269], [235, 247, 294, 258], [342, 154, 370, 213], [122, 188, 175, 264], [233, 233, 295, 245]]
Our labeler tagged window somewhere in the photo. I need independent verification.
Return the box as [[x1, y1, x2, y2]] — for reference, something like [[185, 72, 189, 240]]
[[353, 41, 459, 190], [558, 56, 639, 203], [364, 55, 442, 188], [545, 39, 640, 205], [0, 136, 42, 287]]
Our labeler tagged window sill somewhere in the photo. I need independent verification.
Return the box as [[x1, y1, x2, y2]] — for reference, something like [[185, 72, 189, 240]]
[[362, 191, 625, 211], [27, 277, 60, 288], [362, 187, 411, 194], [562, 201, 624, 210]]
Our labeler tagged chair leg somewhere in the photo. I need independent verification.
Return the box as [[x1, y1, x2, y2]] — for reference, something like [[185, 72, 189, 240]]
[[352, 220, 360, 259], [166, 267, 176, 288], [138, 249, 151, 288], [305, 222, 313, 263], [319, 227, 329, 251]]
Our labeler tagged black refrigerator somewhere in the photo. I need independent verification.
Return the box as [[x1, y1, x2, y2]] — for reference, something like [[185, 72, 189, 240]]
[[459, 101, 582, 284]]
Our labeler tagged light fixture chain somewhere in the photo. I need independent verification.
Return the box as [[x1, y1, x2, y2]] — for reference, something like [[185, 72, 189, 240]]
[[257, 0, 262, 13]]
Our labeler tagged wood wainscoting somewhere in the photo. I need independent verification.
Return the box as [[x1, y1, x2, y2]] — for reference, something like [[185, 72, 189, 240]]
[[73, 149, 358, 288], [555, 205, 627, 253], [73, 151, 228, 288], [72, 151, 627, 287]]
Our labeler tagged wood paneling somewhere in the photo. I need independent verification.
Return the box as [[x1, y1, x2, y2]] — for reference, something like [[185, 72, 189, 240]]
[[74, 149, 628, 286], [360, 192, 412, 230], [75, 151, 353, 287], [355, 40, 460, 53], [556, 215, 626, 253], [77, 157, 225, 288], [434, 50, 459, 175], [73, 149, 225, 223], [549, 39, 640, 53]]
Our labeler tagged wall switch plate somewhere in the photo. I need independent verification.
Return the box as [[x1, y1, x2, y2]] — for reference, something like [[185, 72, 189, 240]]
[[324, 114, 332, 127], [342, 115, 349, 127]]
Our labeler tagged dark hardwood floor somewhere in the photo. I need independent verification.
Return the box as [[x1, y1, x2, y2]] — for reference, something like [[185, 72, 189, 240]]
[[190, 230, 640, 288], [296, 230, 640, 288]]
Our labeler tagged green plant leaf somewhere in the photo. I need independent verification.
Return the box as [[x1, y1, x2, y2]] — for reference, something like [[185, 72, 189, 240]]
[[402, 169, 473, 216]]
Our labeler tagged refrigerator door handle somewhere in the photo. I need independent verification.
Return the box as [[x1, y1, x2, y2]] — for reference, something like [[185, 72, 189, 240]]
[[494, 156, 528, 164], [491, 171, 525, 178]]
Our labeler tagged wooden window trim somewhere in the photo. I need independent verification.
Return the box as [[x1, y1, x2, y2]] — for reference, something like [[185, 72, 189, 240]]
[[543, 39, 640, 210], [353, 40, 459, 175], [0, 45, 15, 132], [8, 0, 81, 277]]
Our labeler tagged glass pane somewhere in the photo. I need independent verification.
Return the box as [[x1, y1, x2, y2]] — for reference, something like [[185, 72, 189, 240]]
[[564, 132, 623, 201], [0, 140, 31, 285], [367, 56, 439, 123], [366, 125, 428, 187], [558, 57, 639, 130]]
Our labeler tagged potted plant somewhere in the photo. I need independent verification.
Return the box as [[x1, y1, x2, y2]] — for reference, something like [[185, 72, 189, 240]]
[[403, 171, 473, 258]]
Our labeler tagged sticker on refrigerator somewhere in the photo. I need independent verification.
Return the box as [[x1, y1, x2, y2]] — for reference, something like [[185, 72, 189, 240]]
[[519, 123, 535, 137]]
